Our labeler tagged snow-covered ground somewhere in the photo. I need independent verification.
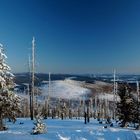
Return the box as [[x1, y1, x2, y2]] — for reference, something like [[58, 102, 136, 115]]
[[0, 118, 140, 140], [41, 80, 91, 100]]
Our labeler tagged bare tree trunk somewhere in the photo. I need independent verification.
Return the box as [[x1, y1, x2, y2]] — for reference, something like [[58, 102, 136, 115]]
[[0, 116, 4, 130], [84, 112, 87, 124], [87, 107, 90, 123]]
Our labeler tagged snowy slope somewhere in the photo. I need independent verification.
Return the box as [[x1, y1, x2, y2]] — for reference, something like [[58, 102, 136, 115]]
[[41, 80, 91, 100], [0, 118, 139, 140]]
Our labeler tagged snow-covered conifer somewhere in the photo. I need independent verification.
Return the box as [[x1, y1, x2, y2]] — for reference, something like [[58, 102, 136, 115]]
[[117, 84, 137, 127], [32, 114, 46, 134], [0, 44, 21, 130]]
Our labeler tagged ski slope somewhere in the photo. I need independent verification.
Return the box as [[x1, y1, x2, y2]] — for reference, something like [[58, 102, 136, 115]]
[[41, 80, 91, 100], [0, 118, 139, 140]]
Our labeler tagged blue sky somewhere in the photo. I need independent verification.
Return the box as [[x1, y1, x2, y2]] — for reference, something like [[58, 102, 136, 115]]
[[0, 0, 140, 74]]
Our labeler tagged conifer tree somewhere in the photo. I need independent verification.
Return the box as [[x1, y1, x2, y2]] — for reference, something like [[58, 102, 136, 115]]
[[137, 101, 140, 129], [0, 44, 21, 130], [117, 84, 136, 127], [32, 114, 46, 134], [133, 89, 140, 129]]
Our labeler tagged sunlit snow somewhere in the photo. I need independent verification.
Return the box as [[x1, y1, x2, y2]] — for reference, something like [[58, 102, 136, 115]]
[[0, 118, 139, 140], [41, 80, 91, 100]]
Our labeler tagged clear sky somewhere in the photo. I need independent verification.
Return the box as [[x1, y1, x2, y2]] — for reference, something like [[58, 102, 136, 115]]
[[0, 0, 140, 74]]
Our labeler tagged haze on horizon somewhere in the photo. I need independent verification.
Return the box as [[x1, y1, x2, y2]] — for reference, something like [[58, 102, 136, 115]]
[[0, 0, 140, 74]]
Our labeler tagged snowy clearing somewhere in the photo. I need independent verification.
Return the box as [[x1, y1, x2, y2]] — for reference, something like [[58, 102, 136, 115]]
[[0, 118, 139, 140], [41, 80, 91, 100]]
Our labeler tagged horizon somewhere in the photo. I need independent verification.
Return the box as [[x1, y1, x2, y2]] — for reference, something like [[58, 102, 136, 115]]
[[1, 0, 140, 74], [13, 71, 140, 76]]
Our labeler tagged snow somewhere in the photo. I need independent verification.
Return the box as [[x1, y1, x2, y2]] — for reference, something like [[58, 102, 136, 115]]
[[41, 80, 91, 100], [98, 93, 120, 101], [0, 118, 139, 140]]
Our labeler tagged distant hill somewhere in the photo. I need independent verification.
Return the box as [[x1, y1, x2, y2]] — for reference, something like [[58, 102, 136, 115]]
[[14, 73, 140, 91], [14, 73, 96, 85]]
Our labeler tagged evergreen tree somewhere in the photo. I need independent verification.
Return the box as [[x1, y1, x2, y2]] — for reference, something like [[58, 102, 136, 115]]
[[32, 114, 46, 134], [117, 84, 136, 127], [132, 89, 140, 129], [0, 44, 21, 130], [137, 101, 140, 129]]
